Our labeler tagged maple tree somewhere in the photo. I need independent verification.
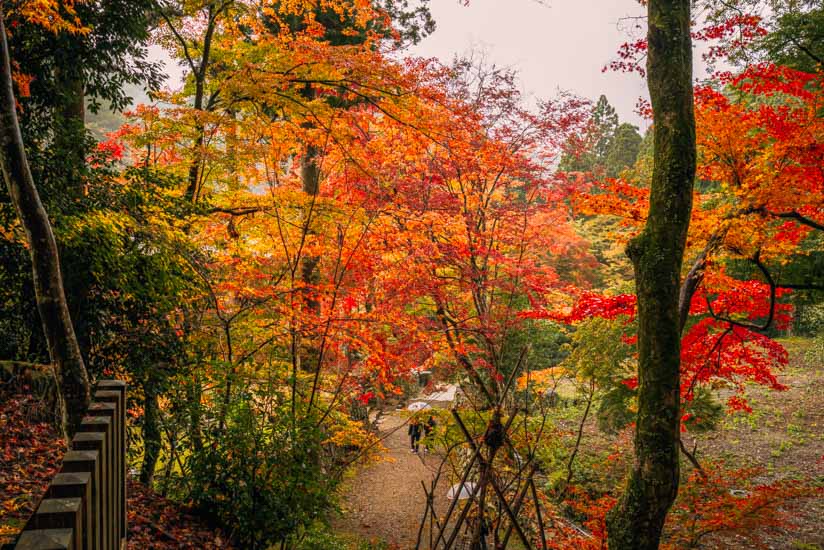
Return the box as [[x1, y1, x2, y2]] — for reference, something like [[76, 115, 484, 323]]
[[548, 3, 824, 547], [350, 58, 591, 404], [1, 0, 822, 547], [572, 63, 823, 414]]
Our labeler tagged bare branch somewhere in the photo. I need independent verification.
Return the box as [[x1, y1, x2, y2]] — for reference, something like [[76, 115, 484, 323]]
[[706, 250, 776, 332], [759, 207, 824, 232]]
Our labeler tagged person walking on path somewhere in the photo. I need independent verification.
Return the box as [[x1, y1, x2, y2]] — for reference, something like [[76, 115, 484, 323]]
[[408, 417, 422, 453]]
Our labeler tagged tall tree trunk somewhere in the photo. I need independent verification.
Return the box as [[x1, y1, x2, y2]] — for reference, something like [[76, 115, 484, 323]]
[[140, 378, 161, 485], [299, 83, 321, 373], [184, 78, 205, 202], [606, 0, 696, 548], [299, 139, 321, 315], [0, 13, 91, 436], [54, 61, 86, 192], [183, 3, 218, 203]]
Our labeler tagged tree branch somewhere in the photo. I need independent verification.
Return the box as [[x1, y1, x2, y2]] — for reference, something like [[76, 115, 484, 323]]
[[157, 8, 197, 75], [209, 205, 268, 216], [705, 250, 776, 332], [679, 229, 727, 333], [679, 437, 706, 478], [763, 208, 824, 232]]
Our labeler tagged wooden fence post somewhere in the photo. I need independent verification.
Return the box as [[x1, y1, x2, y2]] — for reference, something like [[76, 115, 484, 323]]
[[67, 432, 111, 549], [59, 451, 100, 550], [14, 529, 74, 550], [29, 499, 82, 550], [14, 381, 127, 550], [85, 403, 118, 550], [45, 474, 91, 550], [73, 426, 111, 550], [92, 381, 126, 547]]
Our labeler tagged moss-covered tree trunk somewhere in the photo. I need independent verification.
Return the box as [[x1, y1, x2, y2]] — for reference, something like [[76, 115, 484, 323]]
[[0, 13, 91, 436], [605, 0, 696, 548]]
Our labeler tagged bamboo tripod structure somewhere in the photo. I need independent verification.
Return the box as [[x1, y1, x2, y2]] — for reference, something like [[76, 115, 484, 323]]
[[415, 349, 550, 550]]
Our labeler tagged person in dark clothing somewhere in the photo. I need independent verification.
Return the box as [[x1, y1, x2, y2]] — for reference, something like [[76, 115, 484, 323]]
[[408, 418, 422, 453]]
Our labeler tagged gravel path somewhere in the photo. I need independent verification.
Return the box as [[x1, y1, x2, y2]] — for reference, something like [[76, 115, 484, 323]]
[[332, 412, 452, 548]]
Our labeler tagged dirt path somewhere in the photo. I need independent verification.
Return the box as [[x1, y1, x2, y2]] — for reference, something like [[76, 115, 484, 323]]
[[332, 412, 452, 548]]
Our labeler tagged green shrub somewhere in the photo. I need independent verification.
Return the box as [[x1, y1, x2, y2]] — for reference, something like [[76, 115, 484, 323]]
[[187, 395, 338, 549]]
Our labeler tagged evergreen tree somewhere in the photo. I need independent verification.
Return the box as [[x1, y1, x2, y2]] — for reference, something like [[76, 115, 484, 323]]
[[559, 95, 637, 176], [592, 94, 619, 161], [605, 123, 643, 177]]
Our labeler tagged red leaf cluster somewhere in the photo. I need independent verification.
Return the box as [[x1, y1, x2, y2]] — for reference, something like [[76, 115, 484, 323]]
[[520, 290, 636, 323]]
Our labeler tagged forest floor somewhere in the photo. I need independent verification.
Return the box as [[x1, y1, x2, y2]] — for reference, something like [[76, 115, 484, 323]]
[[333, 337, 824, 549], [694, 336, 824, 549]]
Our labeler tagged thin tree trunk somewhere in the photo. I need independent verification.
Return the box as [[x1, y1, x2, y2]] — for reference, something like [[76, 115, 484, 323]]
[[184, 77, 206, 202], [218, 319, 234, 431], [560, 380, 595, 499], [299, 83, 321, 373], [0, 11, 90, 437], [140, 378, 161, 485], [299, 141, 320, 315], [188, 372, 203, 453], [227, 109, 240, 191], [54, 61, 86, 191], [606, 0, 696, 548], [182, 3, 218, 203], [185, 132, 204, 202]]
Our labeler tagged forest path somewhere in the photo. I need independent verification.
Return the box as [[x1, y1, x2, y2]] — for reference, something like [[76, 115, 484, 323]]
[[331, 411, 452, 548]]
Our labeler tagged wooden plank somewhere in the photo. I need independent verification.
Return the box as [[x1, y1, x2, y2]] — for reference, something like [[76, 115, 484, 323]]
[[61, 449, 100, 550], [15, 529, 74, 550], [46, 474, 91, 550], [30, 499, 81, 550]]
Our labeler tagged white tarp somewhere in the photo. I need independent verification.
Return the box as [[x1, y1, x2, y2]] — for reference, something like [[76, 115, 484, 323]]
[[425, 384, 458, 403], [446, 482, 476, 500]]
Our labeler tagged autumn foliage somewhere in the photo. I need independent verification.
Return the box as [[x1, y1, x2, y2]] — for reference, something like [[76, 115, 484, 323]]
[[0, 0, 822, 547]]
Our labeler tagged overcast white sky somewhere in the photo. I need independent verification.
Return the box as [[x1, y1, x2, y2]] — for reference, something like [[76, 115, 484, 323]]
[[409, 0, 651, 129], [154, 1, 716, 130]]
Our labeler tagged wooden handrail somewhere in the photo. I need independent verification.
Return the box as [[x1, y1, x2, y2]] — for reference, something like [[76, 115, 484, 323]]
[[14, 381, 127, 550]]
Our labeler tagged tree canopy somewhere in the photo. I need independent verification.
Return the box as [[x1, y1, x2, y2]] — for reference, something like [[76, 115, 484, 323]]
[[0, 1, 821, 548]]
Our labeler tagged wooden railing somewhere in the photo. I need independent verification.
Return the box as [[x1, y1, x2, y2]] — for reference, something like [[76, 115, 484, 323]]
[[14, 381, 127, 550]]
